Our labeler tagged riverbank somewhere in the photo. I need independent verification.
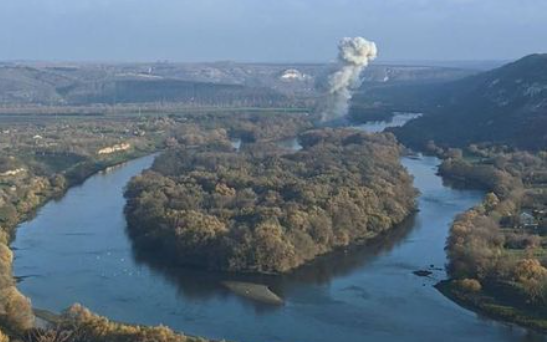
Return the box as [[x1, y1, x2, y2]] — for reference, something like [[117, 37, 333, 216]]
[[6, 148, 159, 239], [432, 147, 546, 334], [436, 280, 546, 333], [33, 307, 221, 342], [0, 149, 160, 339], [30, 305, 216, 342]]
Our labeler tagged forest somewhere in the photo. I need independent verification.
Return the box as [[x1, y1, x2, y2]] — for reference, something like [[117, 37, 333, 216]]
[[437, 145, 546, 331], [124, 128, 417, 273]]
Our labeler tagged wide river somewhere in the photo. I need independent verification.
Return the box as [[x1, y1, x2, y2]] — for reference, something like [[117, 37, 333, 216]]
[[12, 116, 543, 342]]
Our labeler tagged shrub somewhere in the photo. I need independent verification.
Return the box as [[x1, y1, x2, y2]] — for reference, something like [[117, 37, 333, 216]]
[[0, 329, 9, 342], [0, 287, 35, 332], [457, 278, 482, 293]]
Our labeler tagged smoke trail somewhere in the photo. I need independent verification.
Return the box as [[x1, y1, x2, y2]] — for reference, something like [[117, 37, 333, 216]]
[[321, 37, 378, 121]]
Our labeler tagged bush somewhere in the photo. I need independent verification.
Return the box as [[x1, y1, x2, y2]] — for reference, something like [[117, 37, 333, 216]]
[[0, 287, 35, 332], [0, 329, 9, 342], [54, 304, 207, 342], [456, 278, 482, 293], [512, 259, 547, 306]]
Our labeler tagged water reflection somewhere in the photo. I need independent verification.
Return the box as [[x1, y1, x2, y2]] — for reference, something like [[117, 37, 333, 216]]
[[128, 213, 418, 311], [281, 214, 418, 285]]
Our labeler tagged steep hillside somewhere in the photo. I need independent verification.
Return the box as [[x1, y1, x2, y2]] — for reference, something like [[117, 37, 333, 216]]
[[387, 54, 546, 150]]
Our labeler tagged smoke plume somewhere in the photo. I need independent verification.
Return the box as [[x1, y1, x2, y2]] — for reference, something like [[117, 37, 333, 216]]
[[321, 37, 378, 121]]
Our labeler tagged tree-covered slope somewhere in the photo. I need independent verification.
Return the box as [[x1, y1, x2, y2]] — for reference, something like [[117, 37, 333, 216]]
[[385, 54, 546, 150]]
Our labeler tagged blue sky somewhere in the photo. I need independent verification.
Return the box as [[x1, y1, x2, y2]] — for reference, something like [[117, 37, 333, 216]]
[[1, 0, 546, 62]]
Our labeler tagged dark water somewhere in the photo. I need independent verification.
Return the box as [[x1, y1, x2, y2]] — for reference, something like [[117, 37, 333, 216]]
[[12, 117, 543, 342]]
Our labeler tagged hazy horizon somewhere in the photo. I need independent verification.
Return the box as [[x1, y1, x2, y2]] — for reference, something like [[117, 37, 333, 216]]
[[1, 0, 546, 63], [0, 57, 516, 65]]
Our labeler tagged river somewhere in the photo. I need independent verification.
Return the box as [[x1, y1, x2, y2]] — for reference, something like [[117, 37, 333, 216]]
[[12, 115, 543, 342]]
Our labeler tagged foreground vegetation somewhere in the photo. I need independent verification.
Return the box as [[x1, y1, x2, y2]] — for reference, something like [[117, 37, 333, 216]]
[[124, 128, 417, 273], [437, 145, 546, 331], [0, 304, 212, 342]]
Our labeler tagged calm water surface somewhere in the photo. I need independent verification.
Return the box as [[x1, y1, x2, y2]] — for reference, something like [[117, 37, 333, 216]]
[[13, 116, 543, 342]]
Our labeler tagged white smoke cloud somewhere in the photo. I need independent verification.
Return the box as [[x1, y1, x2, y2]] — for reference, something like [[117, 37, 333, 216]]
[[321, 37, 378, 121]]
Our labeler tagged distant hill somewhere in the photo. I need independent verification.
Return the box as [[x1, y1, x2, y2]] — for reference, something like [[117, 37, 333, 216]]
[[384, 54, 547, 151], [0, 65, 289, 107], [0, 61, 474, 108], [63, 79, 289, 106]]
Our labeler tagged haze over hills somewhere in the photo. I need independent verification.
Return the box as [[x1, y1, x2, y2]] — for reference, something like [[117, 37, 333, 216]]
[[0, 54, 544, 151], [358, 54, 547, 151], [0, 61, 475, 108]]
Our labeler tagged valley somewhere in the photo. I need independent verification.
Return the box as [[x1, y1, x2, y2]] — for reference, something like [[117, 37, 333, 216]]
[[0, 55, 544, 342], [10, 115, 543, 342]]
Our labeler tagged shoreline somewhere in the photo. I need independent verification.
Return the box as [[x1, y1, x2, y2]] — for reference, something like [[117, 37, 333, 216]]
[[6, 150, 160, 329], [436, 278, 546, 334], [32, 307, 221, 342], [396, 142, 545, 335], [430, 151, 546, 335], [129, 207, 419, 277], [6, 149, 159, 240]]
